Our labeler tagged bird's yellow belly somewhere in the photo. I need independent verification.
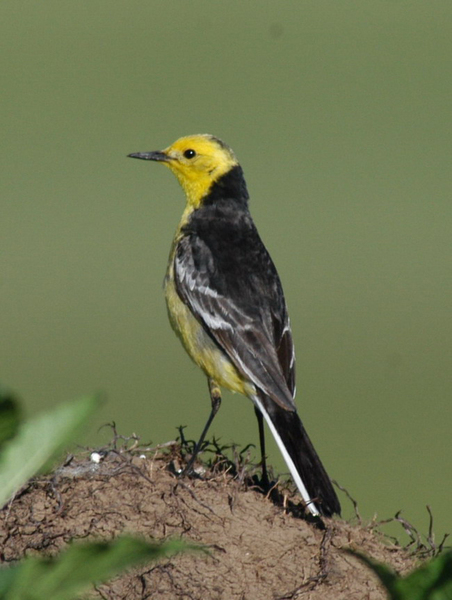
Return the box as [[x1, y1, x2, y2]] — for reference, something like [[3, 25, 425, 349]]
[[164, 276, 254, 397]]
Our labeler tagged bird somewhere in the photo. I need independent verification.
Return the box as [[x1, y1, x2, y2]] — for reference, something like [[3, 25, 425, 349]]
[[128, 134, 341, 517]]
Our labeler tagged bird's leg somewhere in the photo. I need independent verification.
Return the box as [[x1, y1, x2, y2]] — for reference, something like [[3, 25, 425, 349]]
[[254, 406, 270, 489], [182, 379, 222, 475]]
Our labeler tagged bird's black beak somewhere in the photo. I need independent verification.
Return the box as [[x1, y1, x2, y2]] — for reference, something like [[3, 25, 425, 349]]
[[127, 151, 170, 162]]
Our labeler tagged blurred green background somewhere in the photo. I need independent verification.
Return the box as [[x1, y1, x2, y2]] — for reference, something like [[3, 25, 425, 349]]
[[1, 1, 451, 540]]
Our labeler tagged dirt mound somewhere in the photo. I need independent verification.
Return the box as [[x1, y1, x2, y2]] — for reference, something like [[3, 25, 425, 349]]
[[0, 439, 418, 599]]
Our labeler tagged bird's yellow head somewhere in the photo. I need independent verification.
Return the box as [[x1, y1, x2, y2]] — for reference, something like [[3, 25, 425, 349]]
[[129, 134, 239, 208]]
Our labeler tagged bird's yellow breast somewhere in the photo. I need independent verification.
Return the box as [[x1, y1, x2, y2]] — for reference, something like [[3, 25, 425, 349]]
[[164, 260, 254, 397]]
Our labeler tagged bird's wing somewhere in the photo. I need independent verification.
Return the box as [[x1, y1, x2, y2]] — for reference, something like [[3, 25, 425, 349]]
[[174, 234, 296, 412], [275, 317, 296, 398]]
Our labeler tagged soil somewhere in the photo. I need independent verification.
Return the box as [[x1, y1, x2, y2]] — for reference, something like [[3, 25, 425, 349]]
[[0, 435, 421, 599]]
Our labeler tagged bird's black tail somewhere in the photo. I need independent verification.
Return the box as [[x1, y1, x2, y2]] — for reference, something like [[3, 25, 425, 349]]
[[254, 394, 341, 517]]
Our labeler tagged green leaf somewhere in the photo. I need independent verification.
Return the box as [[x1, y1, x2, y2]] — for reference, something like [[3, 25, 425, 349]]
[[0, 395, 100, 508], [348, 549, 452, 600], [4, 536, 195, 600], [0, 387, 21, 450], [0, 565, 21, 597], [396, 550, 452, 600]]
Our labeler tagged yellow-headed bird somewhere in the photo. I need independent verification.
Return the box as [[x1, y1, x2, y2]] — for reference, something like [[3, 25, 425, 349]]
[[128, 135, 340, 517]]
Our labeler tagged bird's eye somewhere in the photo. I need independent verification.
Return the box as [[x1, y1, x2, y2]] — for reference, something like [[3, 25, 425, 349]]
[[183, 149, 196, 159]]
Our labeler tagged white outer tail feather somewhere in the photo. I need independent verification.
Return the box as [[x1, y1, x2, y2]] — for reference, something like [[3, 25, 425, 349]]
[[252, 395, 320, 517]]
